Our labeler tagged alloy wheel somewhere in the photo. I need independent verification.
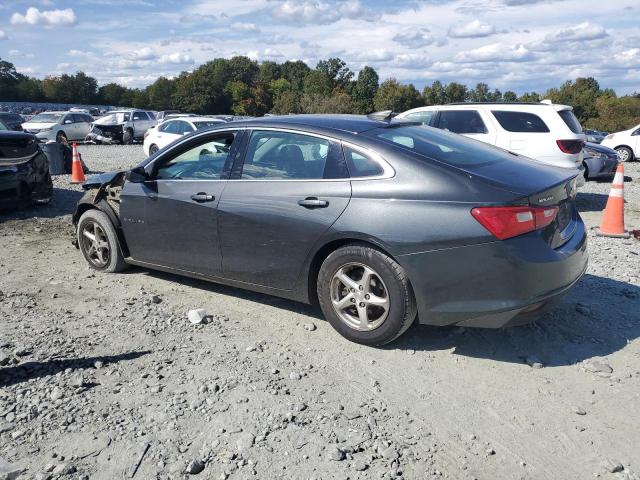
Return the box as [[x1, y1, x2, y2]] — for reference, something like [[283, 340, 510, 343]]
[[330, 262, 390, 331], [617, 148, 630, 162], [80, 221, 111, 268]]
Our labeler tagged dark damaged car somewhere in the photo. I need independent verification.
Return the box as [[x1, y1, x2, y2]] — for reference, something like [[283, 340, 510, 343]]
[[72, 114, 588, 346], [86, 110, 157, 145], [0, 127, 53, 209]]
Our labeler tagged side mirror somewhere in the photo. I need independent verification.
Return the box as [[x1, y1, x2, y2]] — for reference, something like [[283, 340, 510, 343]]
[[126, 166, 149, 183]]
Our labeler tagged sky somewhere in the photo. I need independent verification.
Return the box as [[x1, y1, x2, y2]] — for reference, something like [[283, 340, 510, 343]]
[[0, 0, 639, 95]]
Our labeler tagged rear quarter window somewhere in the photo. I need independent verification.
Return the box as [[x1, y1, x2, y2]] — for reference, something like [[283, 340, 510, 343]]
[[557, 110, 583, 134], [343, 146, 383, 178], [491, 111, 550, 133]]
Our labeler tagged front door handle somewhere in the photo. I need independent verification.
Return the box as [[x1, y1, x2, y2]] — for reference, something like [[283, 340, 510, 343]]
[[191, 192, 215, 203], [298, 197, 329, 208]]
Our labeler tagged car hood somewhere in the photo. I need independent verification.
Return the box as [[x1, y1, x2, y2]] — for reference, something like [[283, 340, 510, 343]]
[[82, 171, 123, 189], [22, 122, 56, 130], [0, 131, 39, 165]]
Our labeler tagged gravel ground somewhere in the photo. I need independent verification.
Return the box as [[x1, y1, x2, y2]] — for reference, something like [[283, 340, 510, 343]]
[[1, 145, 639, 480]]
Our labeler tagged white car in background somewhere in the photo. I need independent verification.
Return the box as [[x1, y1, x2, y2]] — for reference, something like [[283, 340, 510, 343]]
[[143, 116, 227, 156], [22, 111, 94, 143], [600, 124, 639, 162], [395, 101, 587, 182]]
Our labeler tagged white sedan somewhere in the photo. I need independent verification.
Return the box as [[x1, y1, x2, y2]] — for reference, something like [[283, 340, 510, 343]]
[[143, 116, 227, 156], [601, 123, 640, 162]]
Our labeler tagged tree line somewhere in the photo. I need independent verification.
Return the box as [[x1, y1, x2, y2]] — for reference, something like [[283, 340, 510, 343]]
[[1, 56, 639, 132]]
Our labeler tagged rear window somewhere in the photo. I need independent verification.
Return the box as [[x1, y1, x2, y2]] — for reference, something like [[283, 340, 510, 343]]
[[436, 110, 488, 134], [557, 110, 582, 134], [368, 125, 511, 167], [491, 111, 550, 133]]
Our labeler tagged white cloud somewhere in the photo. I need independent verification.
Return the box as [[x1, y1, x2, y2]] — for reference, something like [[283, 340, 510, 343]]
[[232, 22, 260, 33], [130, 47, 157, 61], [544, 21, 608, 42], [159, 52, 194, 64], [392, 54, 432, 69], [448, 20, 496, 38], [0, 29, 7, 40], [273, 0, 378, 25], [455, 43, 534, 63], [11, 7, 77, 27], [393, 29, 435, 48]]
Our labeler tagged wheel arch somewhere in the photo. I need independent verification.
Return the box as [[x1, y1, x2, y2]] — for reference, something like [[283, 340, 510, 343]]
[[305, 236, 401, 305], [614, 144, 635, 158], [73, 198, 129, 257]]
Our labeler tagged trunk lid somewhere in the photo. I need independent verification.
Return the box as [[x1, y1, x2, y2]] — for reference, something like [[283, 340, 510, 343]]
[[528, 176, 578, 248]]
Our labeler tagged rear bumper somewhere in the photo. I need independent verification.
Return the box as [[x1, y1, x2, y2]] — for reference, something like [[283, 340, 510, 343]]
[[585, 155, 618, 178], [399, 215, 588, 328]]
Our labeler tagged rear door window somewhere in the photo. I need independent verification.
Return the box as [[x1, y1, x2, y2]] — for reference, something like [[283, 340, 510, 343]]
[[557, 110, 583, 134], [491, 111, 550, 132], [436, 110, 488, 134], [133, 111, 147, 121], [240, 130, 346, 180]]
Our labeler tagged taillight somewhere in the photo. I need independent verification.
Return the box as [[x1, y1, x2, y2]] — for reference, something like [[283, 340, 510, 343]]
[[556, 139, 584, 154], [471, 205, 559, 240]]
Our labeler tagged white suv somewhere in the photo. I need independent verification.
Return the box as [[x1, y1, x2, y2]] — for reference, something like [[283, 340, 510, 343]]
[[600, 124, 639, 162], [396, 102, 587, 180]]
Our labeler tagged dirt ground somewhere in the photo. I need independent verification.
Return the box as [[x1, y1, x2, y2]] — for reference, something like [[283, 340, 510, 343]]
[[1, 146, 639, 480]]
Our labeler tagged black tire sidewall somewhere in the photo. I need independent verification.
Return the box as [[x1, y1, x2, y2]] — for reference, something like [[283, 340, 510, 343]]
[[317, 245, 415, 346], [149, 144, 158, 154], [122, 129, 133, 145], [77, 209, 126, 273]]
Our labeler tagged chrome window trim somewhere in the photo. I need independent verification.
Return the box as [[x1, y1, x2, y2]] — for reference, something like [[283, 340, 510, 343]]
[[145, 126, 395, 183]]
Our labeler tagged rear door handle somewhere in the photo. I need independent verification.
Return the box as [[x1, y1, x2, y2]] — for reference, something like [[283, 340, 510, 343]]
[[191, 192, 215, 203], [298, 197, 329, 208]]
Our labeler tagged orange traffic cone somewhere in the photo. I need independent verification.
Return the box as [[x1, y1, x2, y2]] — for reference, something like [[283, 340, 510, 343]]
[[597, 163, 629, 238], [70, 142, 86, 184]]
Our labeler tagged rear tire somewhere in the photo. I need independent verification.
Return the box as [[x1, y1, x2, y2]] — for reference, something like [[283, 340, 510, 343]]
[[77, 209, 128, 273], [317, 245, 417, 346], [615, 146, 633, 162], [582, 163, 589, 180]]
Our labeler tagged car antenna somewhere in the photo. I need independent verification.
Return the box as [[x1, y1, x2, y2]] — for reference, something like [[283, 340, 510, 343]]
[[367, 111, 396, 123]]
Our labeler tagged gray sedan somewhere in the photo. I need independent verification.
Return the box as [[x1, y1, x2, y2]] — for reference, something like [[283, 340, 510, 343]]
[[72, 115, 587, 346]]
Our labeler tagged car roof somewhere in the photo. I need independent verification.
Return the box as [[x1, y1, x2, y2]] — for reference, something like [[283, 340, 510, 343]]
[[401, 102, 574, 115], [222, 114, 390, 134]]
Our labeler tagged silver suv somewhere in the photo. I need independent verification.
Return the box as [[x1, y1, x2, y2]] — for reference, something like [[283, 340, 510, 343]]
[[87, 110, 157, 145], [22, 111, 94, 143]]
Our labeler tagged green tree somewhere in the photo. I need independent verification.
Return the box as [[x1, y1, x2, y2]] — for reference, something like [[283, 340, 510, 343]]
[[467, 83, 490, 102], [373, 79, 422, 112], [0, 58, 26, 100], [303, 70, 331, 97], [173, 59, 231, 114], [422, 81, 446, 105], [351, 66, 379, 114], [258, 61, 280, 86], [518, 91, 541, 103], [280, 60, 311, 91], [301, 92, 355, 114], [586, 95, 640, 132], [146, 77, 176, 110], [98, 83, 130, 106], [545, 77, 602, 123], [227, 56, 258, 85], [316, 57, 353, 90], [444, 82, 467, 103], [503, 90, 518, 102], [271, 90, 301, 114]]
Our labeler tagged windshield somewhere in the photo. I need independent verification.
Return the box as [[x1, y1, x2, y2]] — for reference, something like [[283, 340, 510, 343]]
[[97, 112, 131, 124], [368, 124, 514, 167], [30, 113, 63, 123], [193, 121, 224, 129]]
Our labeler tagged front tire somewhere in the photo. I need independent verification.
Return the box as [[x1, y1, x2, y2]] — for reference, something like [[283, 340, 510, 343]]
[[317, 245, 417, 346], [149, 144, 159, 155], [615, 146, 633, 162], [582, 163, 589, 180], [77, 209, 128, 273], [122, 128, 134, 145]]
